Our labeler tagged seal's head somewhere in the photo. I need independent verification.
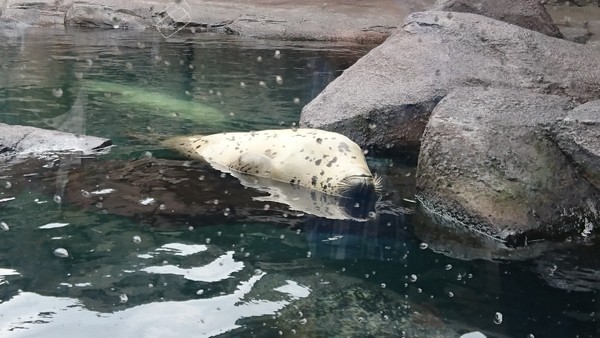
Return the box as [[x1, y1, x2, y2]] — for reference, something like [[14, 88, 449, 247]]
[[338, 174, 382, 201]]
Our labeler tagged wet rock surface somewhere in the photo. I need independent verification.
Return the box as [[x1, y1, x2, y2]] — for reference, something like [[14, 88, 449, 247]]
[[416, 87, 600, 245], [300, 10, 600, 150], [431, 0, 563, 37], [0, 123, 112, 166], [0, 0, 433, 43]]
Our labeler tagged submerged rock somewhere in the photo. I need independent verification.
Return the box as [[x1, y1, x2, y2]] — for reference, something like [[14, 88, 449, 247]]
[[300, 11, 600, 150], [416, 87, 600, 245]]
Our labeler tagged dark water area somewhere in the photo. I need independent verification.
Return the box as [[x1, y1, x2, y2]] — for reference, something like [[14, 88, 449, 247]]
[[1, 28, 600, 338]]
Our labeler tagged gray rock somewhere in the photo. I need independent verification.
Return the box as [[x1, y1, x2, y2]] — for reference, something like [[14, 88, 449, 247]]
[[300, 11, 600, 150], [0, 123, 112, 165], [543, 0, 597, 5], [431, 0, 563, 38], [64, 4, 152, 30], [415, 87, 600, 245], [558, 25, 593, 43], [0, 0, 432, 43], [0, 1, 65, 27], [550, 100, 600, 190]]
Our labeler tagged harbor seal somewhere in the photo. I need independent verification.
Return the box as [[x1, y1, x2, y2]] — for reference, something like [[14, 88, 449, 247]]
[[162, 128, 381, 200]]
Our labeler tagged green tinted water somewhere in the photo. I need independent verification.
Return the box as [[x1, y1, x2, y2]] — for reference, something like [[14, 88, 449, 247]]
[[0, 28, 598, 338]]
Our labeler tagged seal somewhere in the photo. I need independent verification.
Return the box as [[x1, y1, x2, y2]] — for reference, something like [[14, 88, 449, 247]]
[[162, 128, 381, 200]]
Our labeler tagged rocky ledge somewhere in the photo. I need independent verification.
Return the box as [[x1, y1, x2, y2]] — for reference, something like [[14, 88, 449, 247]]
[[0, 0, 432, 43], [300, 0, 600, 246]]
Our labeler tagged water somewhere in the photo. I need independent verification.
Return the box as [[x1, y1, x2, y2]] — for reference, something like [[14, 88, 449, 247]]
[[1, 28, 599, 338]]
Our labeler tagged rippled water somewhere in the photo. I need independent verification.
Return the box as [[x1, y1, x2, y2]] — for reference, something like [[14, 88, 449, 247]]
[[0, 28, 599, 338]]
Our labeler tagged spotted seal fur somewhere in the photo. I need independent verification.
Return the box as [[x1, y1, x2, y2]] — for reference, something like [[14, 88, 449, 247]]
[[162, 128, 381, 200]]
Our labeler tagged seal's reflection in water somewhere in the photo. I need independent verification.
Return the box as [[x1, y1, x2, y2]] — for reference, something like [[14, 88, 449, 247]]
[[231, 171, 379, 222], [301, 211, 410, 261]]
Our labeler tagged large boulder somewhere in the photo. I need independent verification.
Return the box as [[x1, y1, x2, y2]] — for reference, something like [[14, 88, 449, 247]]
[[300, 11, 600, 150], [431, 0, 563, 38], [415, 87, 600, 245], [0, 123, 112, 165], [550, 100, 600, 190]]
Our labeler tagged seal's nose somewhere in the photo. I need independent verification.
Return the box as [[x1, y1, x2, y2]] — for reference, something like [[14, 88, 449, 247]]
[[340, 175, 379, 200]]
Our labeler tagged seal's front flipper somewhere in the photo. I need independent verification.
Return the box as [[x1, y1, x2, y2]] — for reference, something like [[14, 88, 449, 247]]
[[227, 153, 274, 177]]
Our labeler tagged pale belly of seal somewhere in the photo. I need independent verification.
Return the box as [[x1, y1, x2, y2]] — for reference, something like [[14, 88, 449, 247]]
[[162, 128, 380, 199]]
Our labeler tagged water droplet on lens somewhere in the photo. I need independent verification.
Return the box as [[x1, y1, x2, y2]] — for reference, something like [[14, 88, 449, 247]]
[[132, 235, 141, 244], [0, 221, 9, 231], [52, 88, 63, 98], [54, 248, 69, 258], [493, 312, 503, 324]]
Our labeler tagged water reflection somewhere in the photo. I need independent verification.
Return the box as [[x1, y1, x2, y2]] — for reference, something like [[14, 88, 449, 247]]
[[0, 274, 292, 338]]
